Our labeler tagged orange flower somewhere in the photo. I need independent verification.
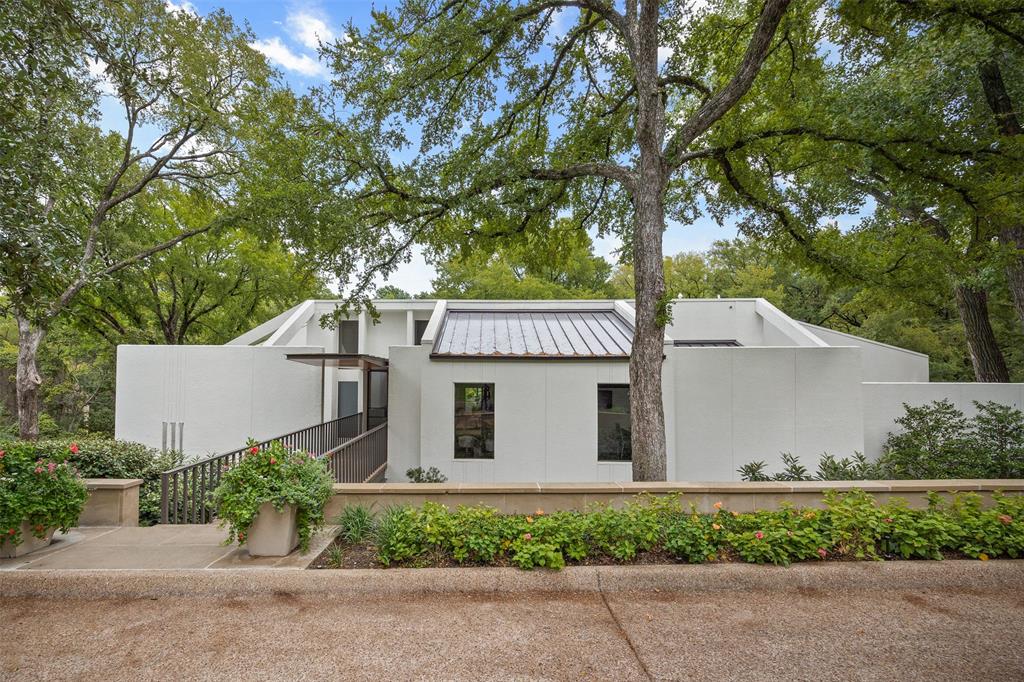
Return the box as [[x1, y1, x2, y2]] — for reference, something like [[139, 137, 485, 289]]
[[713, 501, 723, 510], [526, 516, 533, 524], [978, 553, 989, 561], [711, 523, 721, 531], [535, 509, 545, 516]]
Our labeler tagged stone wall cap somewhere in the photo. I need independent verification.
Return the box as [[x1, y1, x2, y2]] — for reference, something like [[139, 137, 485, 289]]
[[83, 478, 144, 490]]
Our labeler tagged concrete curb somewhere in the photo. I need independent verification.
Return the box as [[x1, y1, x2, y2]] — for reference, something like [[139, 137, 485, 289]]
[[1, 561, 1022, 599]]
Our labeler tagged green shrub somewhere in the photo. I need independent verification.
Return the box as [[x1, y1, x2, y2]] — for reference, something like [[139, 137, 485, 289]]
[[1, 437, 184, 526], [406, 466, 448, 483], [739, 400, 1024, 481], [213, 441, 333, 553], [664, 506, 722, 563], [0, 441, 88, 547]]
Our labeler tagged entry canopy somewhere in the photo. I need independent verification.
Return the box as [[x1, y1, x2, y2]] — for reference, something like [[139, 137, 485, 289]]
[[432, 309, 633, 359], [285, 353, 388, 368]]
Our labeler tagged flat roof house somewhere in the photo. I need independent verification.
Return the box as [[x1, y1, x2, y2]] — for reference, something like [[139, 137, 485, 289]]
[[115, 298, 1024, 482]]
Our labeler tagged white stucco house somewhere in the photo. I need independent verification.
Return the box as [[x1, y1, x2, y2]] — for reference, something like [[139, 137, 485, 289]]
[[115, 297, 1024, 482]]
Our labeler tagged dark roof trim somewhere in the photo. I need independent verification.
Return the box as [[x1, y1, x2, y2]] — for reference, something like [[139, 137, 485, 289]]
[[285, 353, 389, 368]]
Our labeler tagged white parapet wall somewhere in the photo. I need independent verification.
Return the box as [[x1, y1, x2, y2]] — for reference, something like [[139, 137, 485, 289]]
[[115, 345, 322, 457], [863, 382, 1024, 459]]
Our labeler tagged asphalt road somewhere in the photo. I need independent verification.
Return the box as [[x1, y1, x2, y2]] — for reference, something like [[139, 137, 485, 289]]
[[2, 565, 1022, 681]]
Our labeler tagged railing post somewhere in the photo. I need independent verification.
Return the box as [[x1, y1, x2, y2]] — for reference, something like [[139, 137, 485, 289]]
[[160, 472, 169, 525]]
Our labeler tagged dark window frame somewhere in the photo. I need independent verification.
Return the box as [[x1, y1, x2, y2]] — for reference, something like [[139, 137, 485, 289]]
[[454, 383, 495, 460], [338, 320, 359, 354], [597, 383, 631, 462], [414, 319, 429, 345]]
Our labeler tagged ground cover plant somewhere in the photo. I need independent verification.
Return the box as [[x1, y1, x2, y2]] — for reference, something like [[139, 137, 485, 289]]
[[214, 441, 333, 553], [0, 441, 88, 548], [740, 400, 1024, 481], [312, 490, 1024, 570]]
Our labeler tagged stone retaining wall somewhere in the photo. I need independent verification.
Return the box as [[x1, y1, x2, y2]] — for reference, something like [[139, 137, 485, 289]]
[[327, 480, 1024, 516], [80, 479, 143, 526]]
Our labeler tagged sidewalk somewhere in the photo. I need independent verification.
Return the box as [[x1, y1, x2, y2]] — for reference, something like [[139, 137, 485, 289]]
[[2, 562, 1022, 681], [0, 525, 335, 571]]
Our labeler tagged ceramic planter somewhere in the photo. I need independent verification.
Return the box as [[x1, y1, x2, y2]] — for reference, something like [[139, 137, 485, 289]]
[[246, 502, 299, 557], [0, 522, 55, 559]]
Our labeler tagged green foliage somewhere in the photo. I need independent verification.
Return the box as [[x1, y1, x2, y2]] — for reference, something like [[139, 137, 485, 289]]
[[332, 490, 1024, 570], [213, 441, 333, 553], [405, 466, 448, 483], [0, 441, 88, 547], [334, 505, 376, 544], [0, 436, 182, 526], [739, 400, 1024, 481]]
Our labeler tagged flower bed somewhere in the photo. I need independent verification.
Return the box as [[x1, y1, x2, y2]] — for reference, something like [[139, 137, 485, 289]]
[[311, 490, 1024, 570], [0, 442, 88, 554]]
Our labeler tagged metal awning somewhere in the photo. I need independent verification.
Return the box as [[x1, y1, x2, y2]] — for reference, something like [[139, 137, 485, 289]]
[[672, 340, 742, 347], [432, 310, 633, 359], [285, 353, 388, 368]]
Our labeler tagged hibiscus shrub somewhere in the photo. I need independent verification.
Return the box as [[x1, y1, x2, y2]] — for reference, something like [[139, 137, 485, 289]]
[[336, 490, 1024, 570], [0, 442, 88, 547], [213, 441, 333, 553]]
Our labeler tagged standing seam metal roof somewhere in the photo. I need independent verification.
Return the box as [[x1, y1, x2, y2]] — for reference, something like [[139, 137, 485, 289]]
[[432, 310, 633, 358]]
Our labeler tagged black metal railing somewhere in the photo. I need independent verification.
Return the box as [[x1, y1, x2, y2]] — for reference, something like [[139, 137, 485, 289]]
[[324, 421, 387, 484], [160, 414, 363, 524]]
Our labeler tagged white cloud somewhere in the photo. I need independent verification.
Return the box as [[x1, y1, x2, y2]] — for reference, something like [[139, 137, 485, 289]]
[[165, 0, 197, 16], [286, 10, 336, 50], [87, 57, 116, 95], [249, 37, 328, 77], [658, 46, 674, 66]]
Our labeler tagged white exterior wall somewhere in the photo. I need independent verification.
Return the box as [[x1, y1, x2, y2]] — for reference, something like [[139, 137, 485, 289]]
[[670, 346, 864, 480], [115, 345, 321, 457], [665, 300, 768, 346], [801, 323, 929, 382], [408, 357, 637, 483], [863, 382, 1024, 459]]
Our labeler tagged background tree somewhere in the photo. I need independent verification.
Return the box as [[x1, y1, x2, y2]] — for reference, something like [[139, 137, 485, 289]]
[[310, 0, 807, 480], [1, 0, 278, 438]]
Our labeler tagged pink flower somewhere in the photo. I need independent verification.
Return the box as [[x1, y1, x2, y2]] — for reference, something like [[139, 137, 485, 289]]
[[523, 533, 532, 541], [817, 548, 827, 559], [47, 462, 56, 474], [754, 531, 764, 540], [998, 514, 1013, 525], [34, 466, 43, 474], [0, 450, 5, 458], [269, 457, 277, 465], [884, 517, 893, 524], [69, 443, 79, 454]]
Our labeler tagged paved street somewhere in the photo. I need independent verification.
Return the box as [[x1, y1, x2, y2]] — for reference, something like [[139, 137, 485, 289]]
[[2, 564, 1022, 681]]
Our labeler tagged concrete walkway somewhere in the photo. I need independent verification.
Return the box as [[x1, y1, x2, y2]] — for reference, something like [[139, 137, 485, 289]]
[[1, 563, 1022, 681], [0, 525, 335, 571]]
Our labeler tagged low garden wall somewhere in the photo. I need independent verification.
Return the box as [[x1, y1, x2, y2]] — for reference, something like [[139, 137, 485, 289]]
[[79, 479, 143, 527], [328, 480, 1024, 516]]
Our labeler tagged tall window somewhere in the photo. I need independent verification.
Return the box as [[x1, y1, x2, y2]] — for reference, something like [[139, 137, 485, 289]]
[[597, 384, 631, 461], [338, 320, 359, 354], [454, 383, 495, 459], [414, 319, 429, 345]]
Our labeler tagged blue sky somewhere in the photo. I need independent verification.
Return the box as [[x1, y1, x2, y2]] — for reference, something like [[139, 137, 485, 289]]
[[116, 2, 810, 294]]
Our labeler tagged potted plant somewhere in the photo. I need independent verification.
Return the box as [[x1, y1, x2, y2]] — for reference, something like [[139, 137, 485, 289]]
[[213, 441, 333, 556], [0, 443, 89, 558]]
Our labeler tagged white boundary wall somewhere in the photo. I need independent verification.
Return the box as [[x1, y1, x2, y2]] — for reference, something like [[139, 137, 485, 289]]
[[863, 382, 1024, 459], [115, 345, 321, 457]]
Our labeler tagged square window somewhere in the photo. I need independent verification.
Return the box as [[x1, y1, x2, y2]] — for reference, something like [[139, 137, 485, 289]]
[[597, 384, 631, 462], [454, 383, 495, 459]]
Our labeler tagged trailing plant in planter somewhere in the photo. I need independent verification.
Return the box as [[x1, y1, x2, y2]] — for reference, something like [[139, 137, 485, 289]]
[[213, 441, 333, 553], [0, 442, 88, 549]]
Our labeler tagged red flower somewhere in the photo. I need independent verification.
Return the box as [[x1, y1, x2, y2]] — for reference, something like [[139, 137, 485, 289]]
[[817, 548, 827, 559], [0, 449, 5, 458], [269, 457, 277, 465], [69, 443, 79, 454], [998, 514, 1013, 525], [248, 446, 259, 455], [7, 529, 15, 536], [884, 517, 893, 524], [754, 531, 764, 540]]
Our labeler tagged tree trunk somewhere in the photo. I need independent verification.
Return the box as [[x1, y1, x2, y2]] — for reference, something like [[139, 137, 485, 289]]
[[629, 2, 668, 482], [15, 316, 46, 441], [1000, 225, 1024, 332], [953, 284, 1009, 382]]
